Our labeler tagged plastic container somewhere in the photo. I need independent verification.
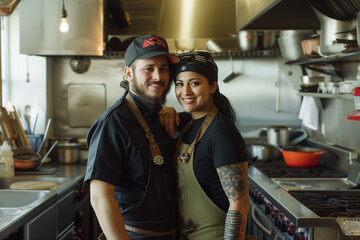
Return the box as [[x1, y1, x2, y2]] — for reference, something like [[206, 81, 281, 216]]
[[0, 141, 14, 177], [353, 87, 360, 110]]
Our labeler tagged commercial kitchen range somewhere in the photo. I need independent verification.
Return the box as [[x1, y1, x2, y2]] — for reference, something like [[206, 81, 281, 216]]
[[246, 139, 360, 240]]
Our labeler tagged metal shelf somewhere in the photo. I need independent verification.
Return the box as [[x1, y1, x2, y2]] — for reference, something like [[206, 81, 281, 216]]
[[297, 92, 353, 100], [286, 50, 360, 65], [104, 49, 281, 58]]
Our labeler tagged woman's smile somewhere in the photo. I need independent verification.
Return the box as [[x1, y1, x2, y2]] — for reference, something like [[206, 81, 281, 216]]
[[175, 71, 217, 119]]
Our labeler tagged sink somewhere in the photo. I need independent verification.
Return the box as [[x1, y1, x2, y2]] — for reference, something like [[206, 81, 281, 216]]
[[0, 208, 23, 217], [0, 176, 70, 189], [0, 190, 50, 208]]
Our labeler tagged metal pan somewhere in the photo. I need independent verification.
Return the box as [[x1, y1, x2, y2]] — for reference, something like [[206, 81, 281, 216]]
[[14, 141, 58, 171]]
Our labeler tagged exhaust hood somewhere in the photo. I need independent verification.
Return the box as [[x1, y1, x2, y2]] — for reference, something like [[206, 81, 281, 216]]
[[20, 0, 237, 56], [236, 0, 320, 30], [0, 0, 21, 16], [109, 0, 237, 52]]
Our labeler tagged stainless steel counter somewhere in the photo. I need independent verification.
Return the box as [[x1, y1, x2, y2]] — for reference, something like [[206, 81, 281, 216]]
[[249, 166, 322, 227], [0, 162, 87, 239]]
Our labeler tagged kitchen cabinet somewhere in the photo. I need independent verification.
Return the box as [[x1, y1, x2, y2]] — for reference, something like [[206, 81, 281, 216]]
[[25, 204, 57, 240]]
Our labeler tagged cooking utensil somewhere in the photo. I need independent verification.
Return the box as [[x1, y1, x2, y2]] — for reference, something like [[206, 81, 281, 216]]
[[36, 118, 51, 154], [248, 156, 257, 168], [266, 126, 307, 146], [300, 76, 325, 86], [238, 30, 258, 51], [301, 38, 320, 56], [259, 31, 277, 50], [312, 6, 356, 55], [277, 30, 313, 61], [247, 143, 282, 161], [12, 106, 30, 146], [24, 105, 31, 134], [14, 141, 58, 171], [32, 113, 38, 135], [55, 142, 81, 164], [279, 146, 326, 168], [1, 107, 16, 147], [9, 181, 59, 190], [223, 56, 241, 83]]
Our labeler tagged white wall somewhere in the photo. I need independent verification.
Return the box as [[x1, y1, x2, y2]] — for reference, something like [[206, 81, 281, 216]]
[[5, 7, 48, 135]]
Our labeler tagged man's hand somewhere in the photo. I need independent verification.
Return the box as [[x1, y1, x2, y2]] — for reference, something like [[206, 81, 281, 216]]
[[158, 106, 179, 138]]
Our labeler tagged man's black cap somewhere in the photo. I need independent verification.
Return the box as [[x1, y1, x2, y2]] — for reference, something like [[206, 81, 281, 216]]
[[174, 51, 218, 83], [125, 34, 180, 66]]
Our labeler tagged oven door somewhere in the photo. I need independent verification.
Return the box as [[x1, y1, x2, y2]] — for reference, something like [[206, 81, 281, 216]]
[[247, 201, 287, 240]]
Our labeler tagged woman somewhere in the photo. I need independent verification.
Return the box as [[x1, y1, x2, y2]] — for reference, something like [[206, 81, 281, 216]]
[[173, 51, 250, 240]]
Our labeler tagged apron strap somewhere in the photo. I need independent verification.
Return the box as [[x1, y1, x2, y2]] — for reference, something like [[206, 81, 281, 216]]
[[126, 94, 162, 159], [185, 106, 218, 156]]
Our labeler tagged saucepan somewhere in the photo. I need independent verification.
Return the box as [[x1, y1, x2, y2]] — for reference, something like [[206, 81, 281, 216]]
[[14, 141, 58, 171], [247, 143, 282, 161], [265, 125, 308, 146], [277, 146, 326, 168]]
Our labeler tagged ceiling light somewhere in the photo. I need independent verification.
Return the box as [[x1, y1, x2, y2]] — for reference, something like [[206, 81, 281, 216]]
[[59, 0, 70, 33]]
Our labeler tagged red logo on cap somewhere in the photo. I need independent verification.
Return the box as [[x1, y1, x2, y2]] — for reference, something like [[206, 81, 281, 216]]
[[143, 37, 167, 48]]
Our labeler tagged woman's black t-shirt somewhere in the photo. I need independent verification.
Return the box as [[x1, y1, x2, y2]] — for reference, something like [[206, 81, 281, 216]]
[[180, 112, 250, 211]]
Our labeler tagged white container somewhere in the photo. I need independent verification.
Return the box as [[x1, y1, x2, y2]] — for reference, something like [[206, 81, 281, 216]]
[[0, 142, 14, 177]]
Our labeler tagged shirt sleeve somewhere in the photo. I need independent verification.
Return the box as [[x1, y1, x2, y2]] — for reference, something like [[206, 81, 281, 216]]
[[210, 128, 250, 168], [84, 117, 124, 185]]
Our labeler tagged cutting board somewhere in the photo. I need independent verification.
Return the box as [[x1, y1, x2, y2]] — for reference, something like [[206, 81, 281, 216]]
[[9, 181, 58, 190]]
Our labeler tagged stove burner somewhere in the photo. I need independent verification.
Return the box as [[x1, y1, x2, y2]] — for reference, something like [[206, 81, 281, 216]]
[[253, 160, 346, 178], [290, 192, 360, 217]]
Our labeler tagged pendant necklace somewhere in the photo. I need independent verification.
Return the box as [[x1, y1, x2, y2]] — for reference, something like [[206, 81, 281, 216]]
[[178, 106, 218, 163]]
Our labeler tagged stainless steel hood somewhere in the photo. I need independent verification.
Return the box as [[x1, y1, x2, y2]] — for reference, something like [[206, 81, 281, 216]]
[[108, 0, 238, 52], [0, 0, 21, 16], [109, 0, 236, 39], [236, 0, 320, 30]]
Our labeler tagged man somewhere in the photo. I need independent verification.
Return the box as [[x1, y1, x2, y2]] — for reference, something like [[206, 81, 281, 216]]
[[84, 34, 180, 240]]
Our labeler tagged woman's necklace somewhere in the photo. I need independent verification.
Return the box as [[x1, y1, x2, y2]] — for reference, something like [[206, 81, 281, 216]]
[[178, 106, 218, 163]]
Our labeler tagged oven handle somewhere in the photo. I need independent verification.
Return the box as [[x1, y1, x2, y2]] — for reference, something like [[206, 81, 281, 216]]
[[251, 204, 272, 236]]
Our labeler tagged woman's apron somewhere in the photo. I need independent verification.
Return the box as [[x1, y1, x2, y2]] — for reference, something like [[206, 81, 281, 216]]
[[175, 107, 227, 240]]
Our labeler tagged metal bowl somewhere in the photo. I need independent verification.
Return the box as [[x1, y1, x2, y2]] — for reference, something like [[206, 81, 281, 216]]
[[247, 143, 282, 161], [300, 76, 325, 86]]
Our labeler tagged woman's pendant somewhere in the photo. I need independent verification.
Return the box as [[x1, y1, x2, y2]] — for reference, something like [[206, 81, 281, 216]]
[[178, 152, 190, 163]]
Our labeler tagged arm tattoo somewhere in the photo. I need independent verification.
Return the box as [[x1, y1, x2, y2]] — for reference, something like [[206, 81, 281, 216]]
[[224, 210, 242, 240], [217, 164, 247, 201]]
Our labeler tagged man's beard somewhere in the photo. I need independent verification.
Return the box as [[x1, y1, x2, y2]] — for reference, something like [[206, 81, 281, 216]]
[[130, 76, 171, 106]]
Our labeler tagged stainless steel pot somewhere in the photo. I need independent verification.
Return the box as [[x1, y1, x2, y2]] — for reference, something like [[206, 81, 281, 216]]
[[277, 30, 313, 61], [238, 30, 258, 51], [266, 126, 307, 146], [55, 143, 81, 164], [247, 143, 282, 161]]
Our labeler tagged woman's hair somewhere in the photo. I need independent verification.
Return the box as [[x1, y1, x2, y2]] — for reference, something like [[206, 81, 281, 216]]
[[174, 51, 236, 122]]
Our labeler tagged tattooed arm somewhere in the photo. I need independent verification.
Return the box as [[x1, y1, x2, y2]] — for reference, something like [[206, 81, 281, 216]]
[[217, 162, 250, 240]]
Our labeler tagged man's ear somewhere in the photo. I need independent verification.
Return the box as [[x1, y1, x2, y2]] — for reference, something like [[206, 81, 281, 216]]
[[124, 66, 133, 83]]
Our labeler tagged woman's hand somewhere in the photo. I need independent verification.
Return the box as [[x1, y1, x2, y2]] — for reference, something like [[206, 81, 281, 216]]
[[158, 106, 179, 138]]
